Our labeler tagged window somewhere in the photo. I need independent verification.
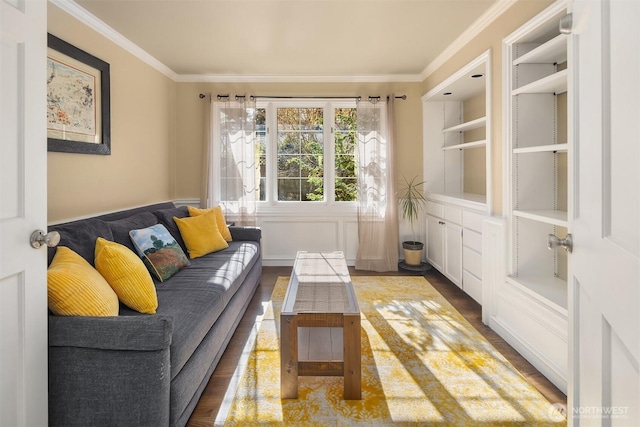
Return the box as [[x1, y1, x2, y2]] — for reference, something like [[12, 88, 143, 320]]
[[276, 107, 324, 201], [333, 108, 357, 202], [254, 100, 357, 203]]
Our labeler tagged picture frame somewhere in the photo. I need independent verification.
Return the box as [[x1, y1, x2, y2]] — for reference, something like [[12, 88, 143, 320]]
[[47, 34, 111, 155]]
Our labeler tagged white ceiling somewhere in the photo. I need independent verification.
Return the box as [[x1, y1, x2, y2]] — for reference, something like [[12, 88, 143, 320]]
[[71, 0, 500, 80]]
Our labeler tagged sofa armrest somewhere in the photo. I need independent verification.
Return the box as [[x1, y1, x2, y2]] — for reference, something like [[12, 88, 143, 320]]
[[49, 314, 173, 351], [229, 226, 262, 242], [48, 315, 173, 427]]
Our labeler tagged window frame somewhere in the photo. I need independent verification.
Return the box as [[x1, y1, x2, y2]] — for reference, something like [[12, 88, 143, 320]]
[[212, 99, 359, 215], [263, 100, 358, 210]]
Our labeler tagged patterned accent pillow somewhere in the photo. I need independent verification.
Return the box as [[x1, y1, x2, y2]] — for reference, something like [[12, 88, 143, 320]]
[[129, 224, 190, 282]]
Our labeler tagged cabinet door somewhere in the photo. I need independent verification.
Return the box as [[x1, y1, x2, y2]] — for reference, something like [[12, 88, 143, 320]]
[[444, 222, 463, 288], [425, 215, 444, 272]]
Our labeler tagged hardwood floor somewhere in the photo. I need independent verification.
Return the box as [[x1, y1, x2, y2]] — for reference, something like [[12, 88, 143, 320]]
[[187, 266, 567, 426]]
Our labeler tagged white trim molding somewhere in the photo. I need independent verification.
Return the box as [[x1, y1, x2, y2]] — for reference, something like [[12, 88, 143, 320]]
[[49, 0, 178, 80], [420, 0, 519, 80]]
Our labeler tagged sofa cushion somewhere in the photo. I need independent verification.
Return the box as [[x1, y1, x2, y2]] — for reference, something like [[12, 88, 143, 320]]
[[105, 211, 158, 253], [94, 237, 158, 314], [187, 205, 232, 242], [47, 218, 113, 266], [48, 247, 119, 316], [152, 206, 189, 253], [129, 240, 260, 378], [174, 211, 228, 259], [129, 224, 190, 282]]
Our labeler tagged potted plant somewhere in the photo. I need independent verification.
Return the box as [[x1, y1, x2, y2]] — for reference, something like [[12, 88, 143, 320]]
[[397, 175, 426, 266]]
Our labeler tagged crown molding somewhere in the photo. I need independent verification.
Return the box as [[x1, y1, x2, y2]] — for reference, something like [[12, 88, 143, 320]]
[[420, 0, 519, 81], [49, 0, 179, 80], [175, 73, 423, 83]]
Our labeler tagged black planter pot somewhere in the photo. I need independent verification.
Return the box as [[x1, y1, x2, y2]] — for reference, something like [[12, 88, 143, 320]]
[[402, 241, 424, 266]]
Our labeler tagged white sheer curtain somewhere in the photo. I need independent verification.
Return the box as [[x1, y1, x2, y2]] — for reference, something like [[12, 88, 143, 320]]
[[355, 96, 399, 272], [205, 97, 258, 226]]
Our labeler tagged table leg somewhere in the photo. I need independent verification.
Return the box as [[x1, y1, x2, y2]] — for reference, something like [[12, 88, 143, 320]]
[[280, 314, 298, 399], [343, 313, 361, 400]]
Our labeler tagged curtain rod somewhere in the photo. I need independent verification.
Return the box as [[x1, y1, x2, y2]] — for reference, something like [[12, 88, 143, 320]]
[[198, 93, 406, 101]]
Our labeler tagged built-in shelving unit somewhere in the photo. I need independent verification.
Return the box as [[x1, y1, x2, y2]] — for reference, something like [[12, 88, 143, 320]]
[[490, 0, 571, 393], [422, 51, 491, 306], [422, 50, 492, 211]]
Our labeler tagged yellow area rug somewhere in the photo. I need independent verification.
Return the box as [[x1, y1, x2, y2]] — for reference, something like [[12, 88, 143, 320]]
[[219, 276, 566, 426]]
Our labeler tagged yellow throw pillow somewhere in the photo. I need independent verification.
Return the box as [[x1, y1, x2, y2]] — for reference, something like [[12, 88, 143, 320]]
[[174, 210, 229, 259], [94, 237, 158, 314], [47, 246, 119, 317], [187, 205, 232, 242]]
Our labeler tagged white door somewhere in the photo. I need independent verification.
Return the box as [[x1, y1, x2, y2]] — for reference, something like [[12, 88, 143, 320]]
[[0, 0, 48, 426], [570, 0, 639, 425]]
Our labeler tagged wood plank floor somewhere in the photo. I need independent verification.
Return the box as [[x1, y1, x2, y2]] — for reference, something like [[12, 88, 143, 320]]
[[187, 266, 567, 426]]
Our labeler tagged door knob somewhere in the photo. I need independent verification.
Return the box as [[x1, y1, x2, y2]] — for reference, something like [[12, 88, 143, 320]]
[[30, 230, 61, 249], [547, 233, 573, 253]]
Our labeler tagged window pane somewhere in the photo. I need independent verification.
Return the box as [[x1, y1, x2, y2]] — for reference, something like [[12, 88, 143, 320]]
[[301, 154, 322, 178], [278, 155, 300, 177], [255, 108, 266, 201], [335, 108, 357, 131], [278, 132, 300, 154], [277, 107, 324, 201], [302, 178, 323, 201], [278, 179, 300, 201], [334, 108, 357, 201], [335, 178, 357, 202]]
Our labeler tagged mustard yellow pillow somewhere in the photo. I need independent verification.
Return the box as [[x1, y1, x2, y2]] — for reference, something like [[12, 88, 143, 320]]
[[94, 237, 158, 314], [47, 246, 119, 316], [174, 210, 228, 259], [187, 205, 232, 242]]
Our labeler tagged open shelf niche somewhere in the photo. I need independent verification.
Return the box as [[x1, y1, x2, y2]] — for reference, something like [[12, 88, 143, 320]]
[[422, 50, 492, 212]]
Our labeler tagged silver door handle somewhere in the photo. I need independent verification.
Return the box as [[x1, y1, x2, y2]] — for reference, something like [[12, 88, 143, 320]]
[[547, 233, 573, 253], [30, 230, 60, 249]]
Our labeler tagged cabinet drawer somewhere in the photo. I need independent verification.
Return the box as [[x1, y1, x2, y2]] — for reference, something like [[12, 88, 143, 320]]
[[463, 229, 482, 253], [463, 210, 484, 232], [426, 201, 444, 218], [445, 205, 462, 225], [463, 246, 482, 278], [463, 270, 482, 304]]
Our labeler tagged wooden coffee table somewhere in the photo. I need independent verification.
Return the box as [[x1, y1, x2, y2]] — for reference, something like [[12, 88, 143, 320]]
[[280, 251, 361, 400]]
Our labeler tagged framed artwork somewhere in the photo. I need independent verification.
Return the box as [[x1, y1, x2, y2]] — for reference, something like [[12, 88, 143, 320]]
[[47, 34, 111, 155]]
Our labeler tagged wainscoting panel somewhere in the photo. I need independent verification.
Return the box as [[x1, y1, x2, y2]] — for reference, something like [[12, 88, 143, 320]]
[[259, 216, 358, 266]]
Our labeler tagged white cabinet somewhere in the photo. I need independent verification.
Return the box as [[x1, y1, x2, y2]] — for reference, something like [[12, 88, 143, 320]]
[[444, 222, 463, 287], [488, 0, 571, 393], [425, 214, 444, 272], [425, 200, 483, 302]]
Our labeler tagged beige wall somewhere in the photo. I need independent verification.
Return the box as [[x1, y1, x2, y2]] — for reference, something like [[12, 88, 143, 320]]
[[47, 5, 176, 223], [47, 0, 555, 221], [173, 82, 424, 201], [423, 0, 554, 214]]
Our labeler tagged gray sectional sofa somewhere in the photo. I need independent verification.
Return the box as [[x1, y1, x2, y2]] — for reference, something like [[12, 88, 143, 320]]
[[46, 202, 262, 427]]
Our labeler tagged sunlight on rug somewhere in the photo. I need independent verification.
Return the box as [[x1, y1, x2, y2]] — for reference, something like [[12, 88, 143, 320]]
[[219, 276, 566, 426]]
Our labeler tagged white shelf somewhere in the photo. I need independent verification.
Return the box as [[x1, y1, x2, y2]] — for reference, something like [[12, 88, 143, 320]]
[[442, 116, 486, 133], [514, 143, 568, 154], [513, 209, 568, 227], [513, 34, 568, 66], [506, 275, 568, 313], [513, 69, 568, 95], [427, 192, 487, 211], [443, 140, 486, 151]]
